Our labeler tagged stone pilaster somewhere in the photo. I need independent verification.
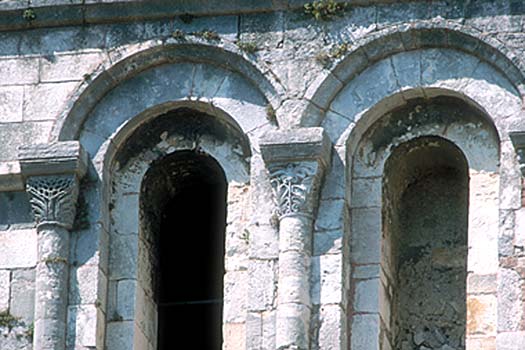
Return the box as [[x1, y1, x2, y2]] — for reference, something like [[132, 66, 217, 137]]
[[19, 142, 87, 350], [261, 128, 330, 350], [510, 132, 525, 207]]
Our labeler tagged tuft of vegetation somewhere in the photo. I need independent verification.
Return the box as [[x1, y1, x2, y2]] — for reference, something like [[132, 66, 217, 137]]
[[236, 41, 258, 54], [25, 323, 34, 341], [315, 42, 350, 67], [22, 8, 36, 22], [266, 104, 277, 123], [43, 256, 68, 265], [191, 30, 220, 41], [172, 29, 186, 40], [304, 0, 348, 21], [330, 42, 350, 59], [0, 311, 19, 330]]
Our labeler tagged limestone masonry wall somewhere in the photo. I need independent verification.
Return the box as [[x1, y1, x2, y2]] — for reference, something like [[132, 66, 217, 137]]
[[0, 1, 525, 349]]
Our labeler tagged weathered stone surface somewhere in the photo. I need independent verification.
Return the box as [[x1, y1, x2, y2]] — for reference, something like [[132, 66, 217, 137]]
[[0, 229, 37, 268], [0, 269, 9, 312], [10, 269, 35, 322], [498, 268, 522, 332], [0, 2, 525, 350]]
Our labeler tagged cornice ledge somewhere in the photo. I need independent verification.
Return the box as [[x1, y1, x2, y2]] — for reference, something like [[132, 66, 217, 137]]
[[18, 141, 88, 179], [259, 127, 331, 167]]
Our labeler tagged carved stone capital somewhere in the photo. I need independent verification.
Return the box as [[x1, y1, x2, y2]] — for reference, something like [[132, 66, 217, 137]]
[[268, 162, 319, 217], [19, 141, 87, 229], [26, 174, 79, 229], [510, 132, 525, 176], [261, 128, 331, 218]]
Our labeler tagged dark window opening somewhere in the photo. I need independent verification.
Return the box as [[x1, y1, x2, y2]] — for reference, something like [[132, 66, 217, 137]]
[[154, 151, 227, 350]]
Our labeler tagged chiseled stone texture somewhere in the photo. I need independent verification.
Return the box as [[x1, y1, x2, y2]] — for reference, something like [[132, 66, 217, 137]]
[[0, 1, 524, 350]]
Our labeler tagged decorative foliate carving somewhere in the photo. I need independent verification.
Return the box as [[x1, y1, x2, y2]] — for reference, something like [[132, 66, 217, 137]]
[[26, 175, 79, 228], [269, 163, 317, 216]]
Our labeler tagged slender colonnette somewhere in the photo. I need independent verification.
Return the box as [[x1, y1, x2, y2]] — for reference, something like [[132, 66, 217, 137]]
[[260, 128, 331, 350], [19, 142, 87, 350]]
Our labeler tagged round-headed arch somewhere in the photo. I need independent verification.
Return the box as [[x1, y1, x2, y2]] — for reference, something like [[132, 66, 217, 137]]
[[51, 41, 283, 142], [303, 19, 525, 130]]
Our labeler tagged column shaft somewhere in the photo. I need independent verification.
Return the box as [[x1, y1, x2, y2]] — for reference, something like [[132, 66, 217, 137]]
[[276, 215, 313, 350], [34, 224, 70, 350]]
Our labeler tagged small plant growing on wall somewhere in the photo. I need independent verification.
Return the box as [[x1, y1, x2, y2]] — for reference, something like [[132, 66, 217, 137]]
[[0, 311, 19, 330], [304, 0, 348, 21], [236, 40, 258, 54], [191, 30, 220, 41], [315, 42, 350, 67], [172, 29, 186, 40], [22, 8, 36, 22]]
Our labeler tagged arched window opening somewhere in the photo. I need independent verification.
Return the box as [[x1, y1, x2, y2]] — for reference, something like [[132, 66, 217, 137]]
[[141, 150, 227, 350], [383, 136, 469, 350]]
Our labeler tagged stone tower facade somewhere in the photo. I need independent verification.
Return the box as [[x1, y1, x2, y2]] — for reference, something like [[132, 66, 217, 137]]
[[0, 1, 525, 349]]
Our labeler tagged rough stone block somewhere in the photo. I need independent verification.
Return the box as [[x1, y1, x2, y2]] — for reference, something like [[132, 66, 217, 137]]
[[351, 313, 380, 350], [467, 295, 497, 336], [106, 321, 134, 350], [23, 82, 79, 121], [0, 86, 23, 123], [69, 264, 100, 305], [248, 259, 276, 311], [0, 229, 37, 268], [10, 268, 35, 322], [354, 278, 380, 313], [317, 304, 347, 350], [116, 279, 136, 321], [223, 270, 247, 323], [0, 58, 39, 85], [108, 233, 138, 280], [313, 229, 343, 256], [40, 52, 105, 83], [468, 273, 497, 295], [0, 269, 9, 312], [353, 264, 380, 280], [224, 322, 246, 350], [315, 199, 345, 231], [497, 331, 525, 350], [311, 254, 343, 305], [245, 312, 262, 349], [0, 191, 33, 226], [110, 193, 139, 235], [66, 304, 97, 349], [498, 268, 522, 332], [262, 310, 276, 350], [0, 121, 54, 162], [351, 177, 381, 208], [350, 207, 381, 264]]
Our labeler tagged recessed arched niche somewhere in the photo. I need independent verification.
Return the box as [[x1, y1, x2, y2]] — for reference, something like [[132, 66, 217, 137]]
[[383, 136, 469, 350], [348, 96, 500, 350]]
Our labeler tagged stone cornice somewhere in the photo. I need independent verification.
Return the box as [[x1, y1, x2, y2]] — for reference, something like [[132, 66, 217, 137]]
[[260, 127, 331, 168], [18, 141, 87, 179], [0, 0, 422, 32]]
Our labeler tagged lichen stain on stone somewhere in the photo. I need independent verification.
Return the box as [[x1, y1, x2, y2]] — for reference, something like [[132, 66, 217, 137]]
[[467, 297, 486, 335]]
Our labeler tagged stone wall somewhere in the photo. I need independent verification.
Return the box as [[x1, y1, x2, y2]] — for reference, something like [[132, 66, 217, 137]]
[[0, 1, 524, 349]]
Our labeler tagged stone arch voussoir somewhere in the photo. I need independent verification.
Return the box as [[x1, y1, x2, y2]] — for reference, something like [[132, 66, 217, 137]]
[[303, 19, 525, 129], [52, 40, 283, 142]]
